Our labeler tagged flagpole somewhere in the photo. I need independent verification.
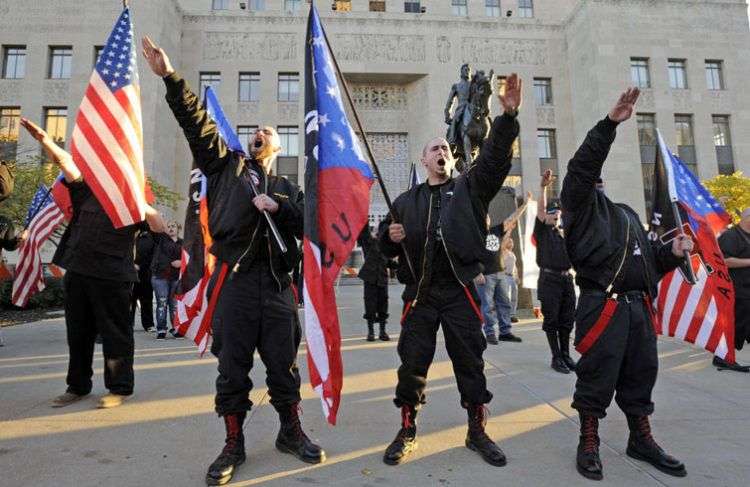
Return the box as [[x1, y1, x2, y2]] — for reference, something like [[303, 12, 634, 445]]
[[319, 26, 418, 282], [671, 202, 697, 285]]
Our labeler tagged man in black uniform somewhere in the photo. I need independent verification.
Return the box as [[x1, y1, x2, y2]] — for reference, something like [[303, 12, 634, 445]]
[[561, 88, 693, 481], [717, 207, 750, 372], [379, 74, 522, 468], [19, 118, 165, 410], [131, 227, 156, 332], [358, 225, 397, 341], [534, 169, 576, 374], [142, 37, 324, 486]]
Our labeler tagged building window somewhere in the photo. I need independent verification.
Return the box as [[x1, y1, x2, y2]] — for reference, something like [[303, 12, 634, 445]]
[[0, 107, 21, 160], [2, 46, 26, 79], [43, 107, 67, 152], [277, 72, 299, 102], [249, 0, 266, 11], [537, 129, 557, 159], [518, 0, 534, 18], [94, 46, 105, 67], [278, 126, 299, 157], [48, 46, 73, 79], [212, 0, 229, 9], [674, 114, 697, 174], [533, 78, 553, 106], [486, 0, 500, 17], [199, 72, 221, 99], [284, 0, 301, 13], [333, 1, 352, 11], [277, 126, 299, 183], [404, 1, 421, 12], [497, 75, 507, 95], [237, 125, 258, 153], [636, 113, 656, 162], [630, 58, 651, 89], [713, 115, 734, 175], [705, 60, 724, 90], [451, 0, 468, 16], [238, 72, 260, 102], [668, 59, 688, 89], [511, 137, 520, 159], [370, 1, 386, 12]]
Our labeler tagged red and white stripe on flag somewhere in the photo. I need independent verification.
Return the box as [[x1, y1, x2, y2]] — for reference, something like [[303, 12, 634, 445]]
[[11, 204, 64, 307], [655, 253, 735, 363], [70, 8, 146, 229]]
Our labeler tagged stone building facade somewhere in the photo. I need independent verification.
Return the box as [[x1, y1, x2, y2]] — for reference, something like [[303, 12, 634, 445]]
[[1, 0, 748, 226]]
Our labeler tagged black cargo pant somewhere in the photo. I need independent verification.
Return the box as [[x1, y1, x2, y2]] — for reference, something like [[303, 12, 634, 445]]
[[64, 271, 135, 396], [363, 282, 389, 324], [537, 270, 576, 333], [130, 269, 154, 330], [395, 282, 492, 408], [572, 291, 658, 419], [210, 263, 302, 416]]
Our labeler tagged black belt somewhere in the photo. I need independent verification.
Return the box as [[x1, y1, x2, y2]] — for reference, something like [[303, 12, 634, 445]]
[[541, 268, 570, 277], [582, 289, 648, 303]]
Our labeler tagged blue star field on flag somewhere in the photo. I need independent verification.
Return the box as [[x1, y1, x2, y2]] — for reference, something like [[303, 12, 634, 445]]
[[96, 8, 138, 91]]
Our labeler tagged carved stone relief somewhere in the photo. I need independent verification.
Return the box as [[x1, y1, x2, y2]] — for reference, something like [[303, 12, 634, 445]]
[[203, 32, 298, 61], [332, 35, 425, 63], [351, 85, 408, 111], [358, 133, 409, 208], [436, 36, 452, 64], [277, 102, 298, 121], [460, 38, 547, 66]]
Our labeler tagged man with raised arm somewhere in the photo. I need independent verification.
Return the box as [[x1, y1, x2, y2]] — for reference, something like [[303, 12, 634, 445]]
[[142, 37, 324, 486], [560, 88, 693, 481], [20, 118, 165, 409], [534, 169, 577, 374], [378, 74, 522, 468]]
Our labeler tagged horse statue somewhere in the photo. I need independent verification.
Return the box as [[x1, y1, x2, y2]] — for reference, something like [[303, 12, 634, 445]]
[[445, 68, 495, 172]]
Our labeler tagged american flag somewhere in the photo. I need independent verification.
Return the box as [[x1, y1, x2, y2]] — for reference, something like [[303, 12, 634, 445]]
[[304, 6, 374, 424], [12, 185, 65, 307], [70, 7, 146, 229], [650, 130, 736, 363]]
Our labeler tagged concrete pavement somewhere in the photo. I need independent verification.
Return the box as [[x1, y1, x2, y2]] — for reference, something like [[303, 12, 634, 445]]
[[1, 282, 749, 486]]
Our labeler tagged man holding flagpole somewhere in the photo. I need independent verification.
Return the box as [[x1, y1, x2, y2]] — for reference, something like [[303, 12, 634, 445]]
[[379, 74, 522, 468], [561, 88, 693, 481], [142, 35, 325, 486]]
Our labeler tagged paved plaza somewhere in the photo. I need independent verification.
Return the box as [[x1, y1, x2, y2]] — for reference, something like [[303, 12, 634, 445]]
[[1, 282, 749, 486]]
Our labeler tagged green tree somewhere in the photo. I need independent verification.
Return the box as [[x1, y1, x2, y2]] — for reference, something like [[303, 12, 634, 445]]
[[703, 171, 750, 224]]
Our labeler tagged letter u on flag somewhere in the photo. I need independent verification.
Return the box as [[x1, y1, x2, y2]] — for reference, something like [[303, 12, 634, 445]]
[[303, 5, 374, 425]]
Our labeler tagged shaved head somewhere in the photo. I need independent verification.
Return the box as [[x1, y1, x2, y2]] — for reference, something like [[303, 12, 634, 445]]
[[421, 137, 455, 184]]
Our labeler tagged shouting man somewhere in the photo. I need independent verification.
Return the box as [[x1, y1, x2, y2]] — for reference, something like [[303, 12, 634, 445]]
[[142, 37, 324, 486], [379, 74, 522, 468]]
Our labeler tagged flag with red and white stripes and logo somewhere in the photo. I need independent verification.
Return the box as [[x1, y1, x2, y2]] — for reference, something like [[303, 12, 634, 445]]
[[70, 7, 146, 229], [649, 130, 735, 363], [12, 185, 65, 307]]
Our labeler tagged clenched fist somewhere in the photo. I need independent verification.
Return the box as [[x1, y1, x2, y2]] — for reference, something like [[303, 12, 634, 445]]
[[389, 223, 406, 243]]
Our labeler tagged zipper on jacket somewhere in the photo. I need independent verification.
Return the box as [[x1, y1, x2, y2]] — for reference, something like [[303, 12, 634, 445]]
[[232, 165, 268, 274], [267, 237, 281, 292], [413, 192, 434, 307], [438, 225, 465, 288]]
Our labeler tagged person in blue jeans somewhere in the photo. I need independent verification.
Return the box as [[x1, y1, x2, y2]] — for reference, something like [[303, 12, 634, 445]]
[[150, 221, 183, 339], [478, 199, 528, 344]]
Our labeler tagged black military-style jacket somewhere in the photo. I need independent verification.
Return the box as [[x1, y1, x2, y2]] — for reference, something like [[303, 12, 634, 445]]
[[560, 117, 683, 297], [379, 112, 520, 302], [164, 73, 303, 288]]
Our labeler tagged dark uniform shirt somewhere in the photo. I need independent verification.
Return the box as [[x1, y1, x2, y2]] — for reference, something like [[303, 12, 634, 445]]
[[719, 226, 750, 299], [482, 224, 506, 275], [428, 182, 455, 286], [533, 218, 571, 271], [612, 210, 651, 293]]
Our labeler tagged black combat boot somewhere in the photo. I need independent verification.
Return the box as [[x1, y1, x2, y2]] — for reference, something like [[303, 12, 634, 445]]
[[558, 330, 577, 371], [546, 331, 570, 374], [366, 321, 376, 342], [206, 412, 246, 486], [465, 404, 506, 466], [576, 414, 603, 481], [626, 415, 686, 477], [276, 403, 326, 464], [378, 321, 390, 341], [383, 405, 418, 465]]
